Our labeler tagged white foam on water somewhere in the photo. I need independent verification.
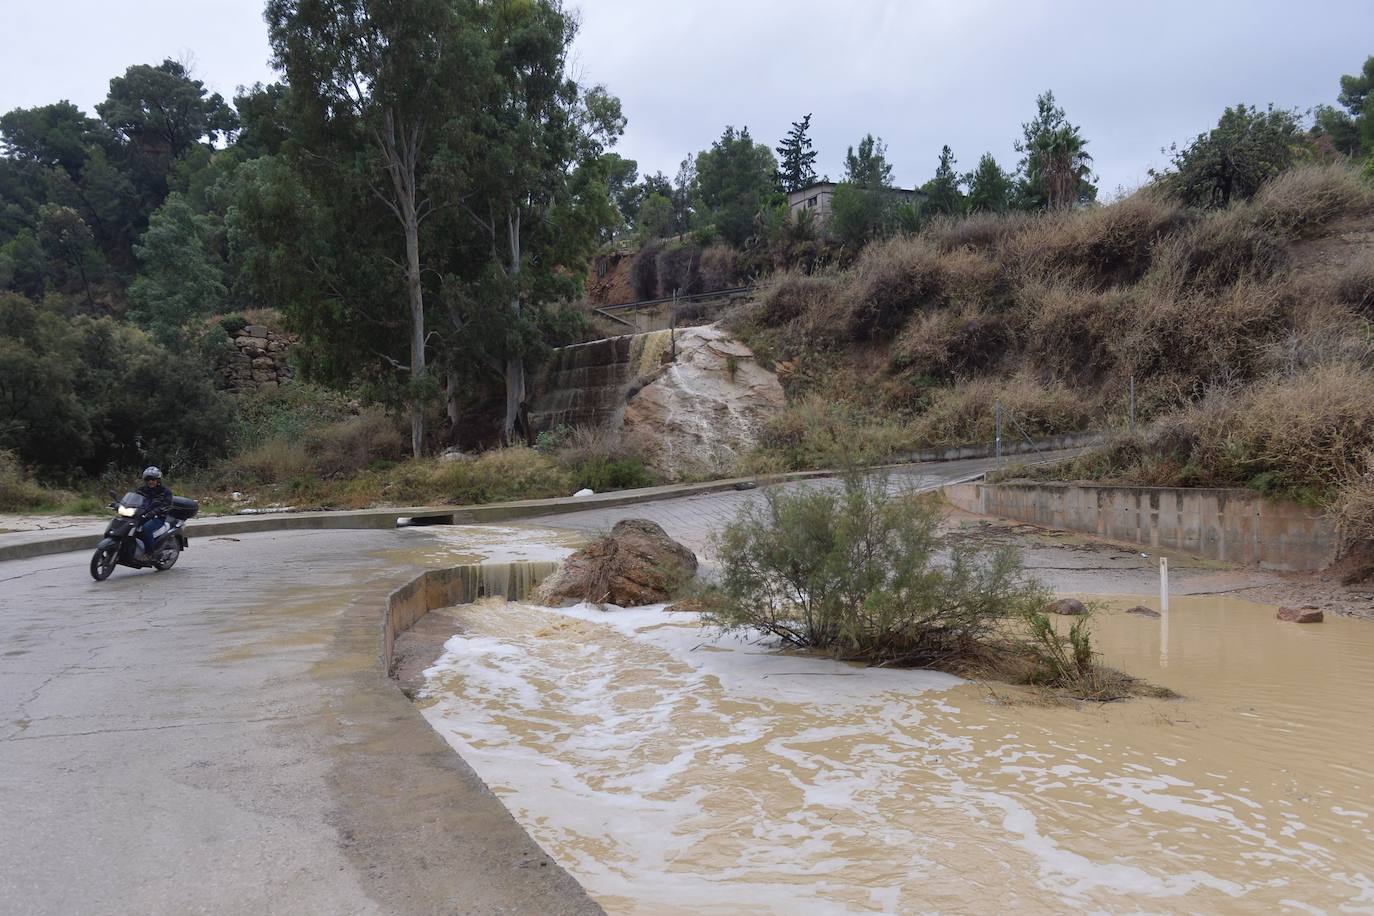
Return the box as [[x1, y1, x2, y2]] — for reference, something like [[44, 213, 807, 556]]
[[420, 595, 1374, 914]]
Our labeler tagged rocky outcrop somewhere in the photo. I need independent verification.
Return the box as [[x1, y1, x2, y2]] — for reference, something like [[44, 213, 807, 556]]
[[1277, 605, 1324, 623], [621, 325, 785, 479], [217, 323, 298, 392], [537, 519, 698, 607], [1045, 598, 1087, 616]]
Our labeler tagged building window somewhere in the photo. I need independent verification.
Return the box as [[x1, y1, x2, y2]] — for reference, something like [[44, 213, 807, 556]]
[[807, 196, 818, 207]]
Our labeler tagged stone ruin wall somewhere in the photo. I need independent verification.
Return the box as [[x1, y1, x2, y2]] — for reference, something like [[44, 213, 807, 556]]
[[217, 323, 297, 392]]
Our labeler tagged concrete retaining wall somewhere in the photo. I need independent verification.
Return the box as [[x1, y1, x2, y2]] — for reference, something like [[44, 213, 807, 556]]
[[891, 431, 1101, 465], [381, 561, 559, 675], [946, 480, 1339, 572]]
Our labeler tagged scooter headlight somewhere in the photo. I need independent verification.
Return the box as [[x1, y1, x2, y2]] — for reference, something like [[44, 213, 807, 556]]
[[118, 505, 138, 517]]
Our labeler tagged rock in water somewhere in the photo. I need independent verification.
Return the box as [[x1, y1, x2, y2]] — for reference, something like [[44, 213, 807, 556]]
[[1045, 598, 1087, 616], [538, 519, 698, 607], [1125, 605, 1161, 618], [622, 325, 785, 480], [1277, 606, 1324, 623]]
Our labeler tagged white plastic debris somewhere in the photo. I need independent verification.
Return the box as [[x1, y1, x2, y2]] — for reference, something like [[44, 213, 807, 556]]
[[573, 488, 594, 498]]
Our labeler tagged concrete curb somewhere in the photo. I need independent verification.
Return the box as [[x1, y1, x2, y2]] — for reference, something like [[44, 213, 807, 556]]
[[0, 435, 1092, 563], [0, 471, 831, 563]]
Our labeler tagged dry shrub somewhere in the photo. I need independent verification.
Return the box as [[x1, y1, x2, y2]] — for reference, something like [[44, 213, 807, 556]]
[[756, 395, 913, 469], [1145, 207, 1289, 295], [698, 243, 740, 292], [758, 268, 841, 327], [937, 247, 1006, 304], [1009, 192, 1184, 287], [306, 409, 406, 478], [924, 210, 1036, 253], [225, 438, 313, 484], [631, 240, 663, 299], [436, 446, 571, 504], [911, 374, 1093, 445], [656, 242, 702, 297], [0, 450, 47, 511], [1212, 365, 1374, 493], [1336, 457, 1374, 532], [1251, 163, 1374, 237], [891, 304, 1013, 380], [1122, 278, 1294, 388], [1019, 282, 1126, 385], [840, 235, 945, 339], [1261, 300, 1374, 376], [1334, 251, 1374, 315]]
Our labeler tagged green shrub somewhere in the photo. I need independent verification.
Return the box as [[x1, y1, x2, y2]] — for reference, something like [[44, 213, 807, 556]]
[[305, 409, 406, 478], [1018, 606, 1136, 700], [568, 456, 654, 491], [756, 396, 913, 470], [224, 438, 313, 485], [0, 450, 47, 511], [437, 447, 571, 504], [707, 473, 1047, 666]]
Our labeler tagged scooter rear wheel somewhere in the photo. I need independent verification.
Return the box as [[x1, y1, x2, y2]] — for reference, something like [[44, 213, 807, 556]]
[[153, 540, 181, 571], [90, 545, 118, 581]]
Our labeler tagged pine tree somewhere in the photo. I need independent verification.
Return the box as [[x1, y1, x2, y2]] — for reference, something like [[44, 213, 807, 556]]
[[920, 145, 964, 216], [775, 113, 818, 193], [964, 153, 1014, 213]]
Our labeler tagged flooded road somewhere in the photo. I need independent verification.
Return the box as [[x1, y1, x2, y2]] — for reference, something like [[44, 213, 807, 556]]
[[420, 594, 1374, 914]]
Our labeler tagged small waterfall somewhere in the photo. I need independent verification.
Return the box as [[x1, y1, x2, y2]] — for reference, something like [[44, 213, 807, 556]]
[[530, 329, 674, 433], [446, 561, 562, 604]]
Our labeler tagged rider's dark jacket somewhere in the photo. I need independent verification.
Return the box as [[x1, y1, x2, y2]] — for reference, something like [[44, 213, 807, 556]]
[[135, 481, 174, 517]]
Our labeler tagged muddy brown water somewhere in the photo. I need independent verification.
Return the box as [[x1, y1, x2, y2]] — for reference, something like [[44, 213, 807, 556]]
[[420, 594, 1374, 914]]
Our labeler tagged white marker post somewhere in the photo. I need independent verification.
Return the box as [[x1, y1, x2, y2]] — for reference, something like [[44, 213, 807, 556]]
[[1159, 556, 1169, 612], [1159, 556, 1170, 668]]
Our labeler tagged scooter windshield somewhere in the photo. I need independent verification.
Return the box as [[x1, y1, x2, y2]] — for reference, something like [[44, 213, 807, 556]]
[[120, 492, 146, 509]]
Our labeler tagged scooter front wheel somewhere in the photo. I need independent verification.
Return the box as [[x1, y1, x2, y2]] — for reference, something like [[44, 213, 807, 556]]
[[90, 544, 118, 581]]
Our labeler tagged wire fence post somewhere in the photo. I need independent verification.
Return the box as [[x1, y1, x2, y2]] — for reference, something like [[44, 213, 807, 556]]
[[1129, 375, 1136, 435], [994, 399, 1003, 468]]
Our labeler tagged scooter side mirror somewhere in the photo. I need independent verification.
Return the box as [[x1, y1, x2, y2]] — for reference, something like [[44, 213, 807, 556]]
[[108, 489, 118, 501]]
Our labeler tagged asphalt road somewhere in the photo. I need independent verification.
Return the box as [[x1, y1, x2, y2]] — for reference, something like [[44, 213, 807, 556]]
[[0, 453, 1045, 915], [0, 528, 601, 916]]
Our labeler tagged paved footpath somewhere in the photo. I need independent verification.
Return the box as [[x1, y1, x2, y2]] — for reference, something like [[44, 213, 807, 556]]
[[0, 453, 1039, 915]]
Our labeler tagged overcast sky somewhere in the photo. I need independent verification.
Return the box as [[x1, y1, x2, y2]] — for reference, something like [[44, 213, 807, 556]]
[[4, 0, 1372, 197]]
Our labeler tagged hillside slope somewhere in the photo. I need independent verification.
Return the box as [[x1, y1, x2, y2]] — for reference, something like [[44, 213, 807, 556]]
[[727, 164, 1374, 551]]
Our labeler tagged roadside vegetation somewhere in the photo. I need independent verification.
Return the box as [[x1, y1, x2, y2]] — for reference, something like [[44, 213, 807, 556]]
[[701, 473, 1167, 700]]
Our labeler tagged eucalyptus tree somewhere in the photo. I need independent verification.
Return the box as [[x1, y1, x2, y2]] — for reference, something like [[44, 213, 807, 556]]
[[265, 0, 488, 456], [455, 0, 623, 444]]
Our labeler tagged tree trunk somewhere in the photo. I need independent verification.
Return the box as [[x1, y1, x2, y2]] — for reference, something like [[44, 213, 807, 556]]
[[380, 108, 427, 458], [446, 367, 462, 432], [404, 210, 424, 457], [502, 209, 525, 445]]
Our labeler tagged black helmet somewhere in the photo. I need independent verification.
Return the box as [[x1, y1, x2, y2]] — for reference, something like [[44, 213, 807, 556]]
[[142, 466, 163, 482]]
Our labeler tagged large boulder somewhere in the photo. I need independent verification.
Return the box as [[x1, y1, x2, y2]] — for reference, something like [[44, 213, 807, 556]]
[[1277, 606, 1324, 623], [538, 519, 698, 607], [621, 325, 785, 480], [1045, 598, 1087, 616]]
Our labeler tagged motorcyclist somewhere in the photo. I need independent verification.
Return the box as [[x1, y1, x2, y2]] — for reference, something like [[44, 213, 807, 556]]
[[134, 467, 173, 559]]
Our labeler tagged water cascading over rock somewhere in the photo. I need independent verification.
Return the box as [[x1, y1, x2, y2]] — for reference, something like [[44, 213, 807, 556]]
[[529, 324, 785, 479], [528, 329, 674, 433]]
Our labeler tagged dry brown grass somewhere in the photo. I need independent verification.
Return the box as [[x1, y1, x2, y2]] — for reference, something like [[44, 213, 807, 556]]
[[838, 235, 946, 340], [890, 304, 1013, 380], [1006, 191, 1184, 288], [910, 374, 1093, 446], [1334, 251, 1374, 315], [306, 409, 406, 478], [1251, 163, 1374, 237], [923, 210, 1035, 253]]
